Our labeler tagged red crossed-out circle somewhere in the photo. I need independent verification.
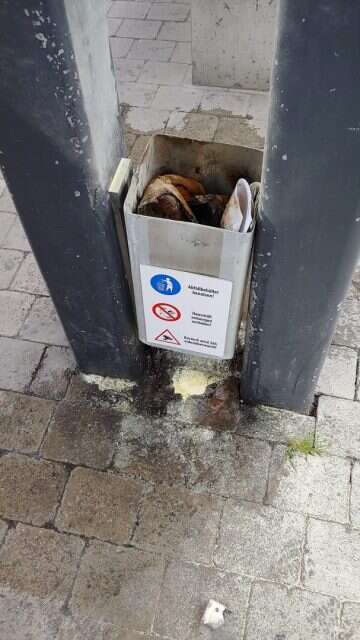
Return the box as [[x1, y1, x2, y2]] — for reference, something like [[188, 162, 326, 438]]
[[152, 302, 181, 322]]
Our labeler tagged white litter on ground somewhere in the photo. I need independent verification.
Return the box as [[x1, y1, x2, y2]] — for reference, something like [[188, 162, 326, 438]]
[[202, 599, 227, 630], [82, 373, 136, 393], [172, 369, 222, 401]]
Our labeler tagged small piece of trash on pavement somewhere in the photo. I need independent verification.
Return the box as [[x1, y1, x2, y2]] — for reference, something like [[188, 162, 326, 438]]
[[202, 599, 227, 630]]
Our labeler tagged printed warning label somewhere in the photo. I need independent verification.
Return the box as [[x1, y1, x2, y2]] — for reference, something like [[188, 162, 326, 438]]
[[155, 329, 181, 345], [140, 265, 232, 357], [152, 302, 181, 322]]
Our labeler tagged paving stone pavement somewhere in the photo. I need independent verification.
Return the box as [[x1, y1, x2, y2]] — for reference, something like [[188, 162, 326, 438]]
[[0, 1, 359, 637]]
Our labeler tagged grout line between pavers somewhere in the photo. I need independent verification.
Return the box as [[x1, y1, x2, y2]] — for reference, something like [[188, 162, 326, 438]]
[[36, 396, 60, 454], [150, 556, 169, 636], [2, 250, 27, 289], [299, 515, 309, 587], [348, 458, 355, 526], [211, 497, 227, 568], [128, 477, 155, 543], [336, 601, 344, 638], [23, 344, 48, 396], [12, 292, 39, 339], [51, 465, 73, 528], [354, 348, 360, 401], [240, 579, 254, 640], [0, 332, 68, 349], [61, 535, 89, 617], [9, 286, 49, 297], [0, 512, 353, 605], [262, 441, 275, 506], [0, 519, 14, 552]]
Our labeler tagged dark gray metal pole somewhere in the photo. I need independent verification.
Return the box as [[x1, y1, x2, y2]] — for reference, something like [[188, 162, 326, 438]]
[[0, 0, 145, 379], [241, 0, 360, 413]]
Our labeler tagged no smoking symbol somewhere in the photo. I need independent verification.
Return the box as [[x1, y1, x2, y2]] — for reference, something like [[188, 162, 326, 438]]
[[152, 302, 181, 322]]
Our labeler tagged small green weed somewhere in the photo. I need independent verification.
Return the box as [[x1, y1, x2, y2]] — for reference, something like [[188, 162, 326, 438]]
[[286, 434, 327, 463]]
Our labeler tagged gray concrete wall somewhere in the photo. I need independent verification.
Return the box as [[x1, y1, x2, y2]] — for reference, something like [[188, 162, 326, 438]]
[[192, 0, 278, 91]]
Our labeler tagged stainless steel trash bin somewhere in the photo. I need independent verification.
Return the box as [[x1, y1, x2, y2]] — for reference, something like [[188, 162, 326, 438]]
[[121, 134, 262, 359]]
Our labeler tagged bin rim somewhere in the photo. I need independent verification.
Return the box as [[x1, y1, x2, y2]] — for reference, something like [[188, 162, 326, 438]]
[[124, 208, 255, 238]]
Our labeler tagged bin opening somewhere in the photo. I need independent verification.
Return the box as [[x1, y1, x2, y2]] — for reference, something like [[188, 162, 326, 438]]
[[122, 135, 263, 361], [136, 173, 258, 233]]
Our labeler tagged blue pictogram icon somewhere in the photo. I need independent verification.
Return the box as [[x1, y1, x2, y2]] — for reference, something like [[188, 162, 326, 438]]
[[151, 274, 181, 296]]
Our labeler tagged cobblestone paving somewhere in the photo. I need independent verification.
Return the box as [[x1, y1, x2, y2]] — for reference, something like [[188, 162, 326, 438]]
[[0, 1, 359, 637]]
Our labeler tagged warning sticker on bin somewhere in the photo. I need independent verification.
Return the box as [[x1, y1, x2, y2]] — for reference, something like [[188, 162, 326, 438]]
[[152, 302, 181, 322], [155, 329, 181, 345], [140, 265, 232, 357]]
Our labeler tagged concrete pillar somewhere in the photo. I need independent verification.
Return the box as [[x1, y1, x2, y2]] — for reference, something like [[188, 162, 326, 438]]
[[0, 0, 145, 380], [192, 0, 278, 90], [241, 0, 360, 413]]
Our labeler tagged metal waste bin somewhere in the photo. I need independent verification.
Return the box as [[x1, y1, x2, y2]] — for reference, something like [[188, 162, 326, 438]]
[[121, 134, 262, 360]]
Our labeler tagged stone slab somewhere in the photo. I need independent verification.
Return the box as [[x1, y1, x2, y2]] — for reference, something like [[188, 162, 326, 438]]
[[110, 36, 133, 58], [304, 518, 360, 600], [167, 376, 242, 433], [317, 396, 360, 458], [154, 559, 251, 640], [11, 253, 48, 295], [339, 602, 360, 640], [215, 500, 305, 584], [0, 249, 23, 288], [70, 541, 164, 633], [350, 461, 360, 528], [237, 403, 315, 443], [0, 189, 16, 213], [166, 111, 218, 141], [215, 116, 265, 149], [118, 19, 161, 39], [57, 616, 148, 640], [56, 467, 144, 544], [133, 484, 223, 563], [19, 297, 68, 346], [333, 271, 360, 349], [0, 337, 44, 392], [0, 519, 7, 545], [118, 82, 159, 107], [152, 85, 203, 112], [0, 453, 67, 525], [0, 390, 54, 452], [245, 582, 337, 640], [158, 21, 191, 41], [185, 432, 271, 502], [115, 416, 271, 501], [114, 59, 145, 82], [0, 524, 84, 603], [65, 374, 127, 410], [0, 591, 62, 640], [42, 401, 121, 469], [147, 3, 189, 21], [30, 345, 76, 400], [0, 216, 31, 251], [316, 345, 357, 400], [267, 445, 351, 522], [0, 212, 15, 244], [128, 39, 175, 62], [171, 41, 192, 64], [200, 90, 250, 117], [107, 18, 122, 37], [0, 290, 34, 337], [192, 0, 277, 90], [138, 61, 188, 85], [114, 415, 189, 485], [125, 106, 170, 133], [108, 1, 151, 19]]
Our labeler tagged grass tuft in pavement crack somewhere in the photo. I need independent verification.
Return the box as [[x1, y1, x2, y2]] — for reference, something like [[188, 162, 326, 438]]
[[286, 433, 327, 464]]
